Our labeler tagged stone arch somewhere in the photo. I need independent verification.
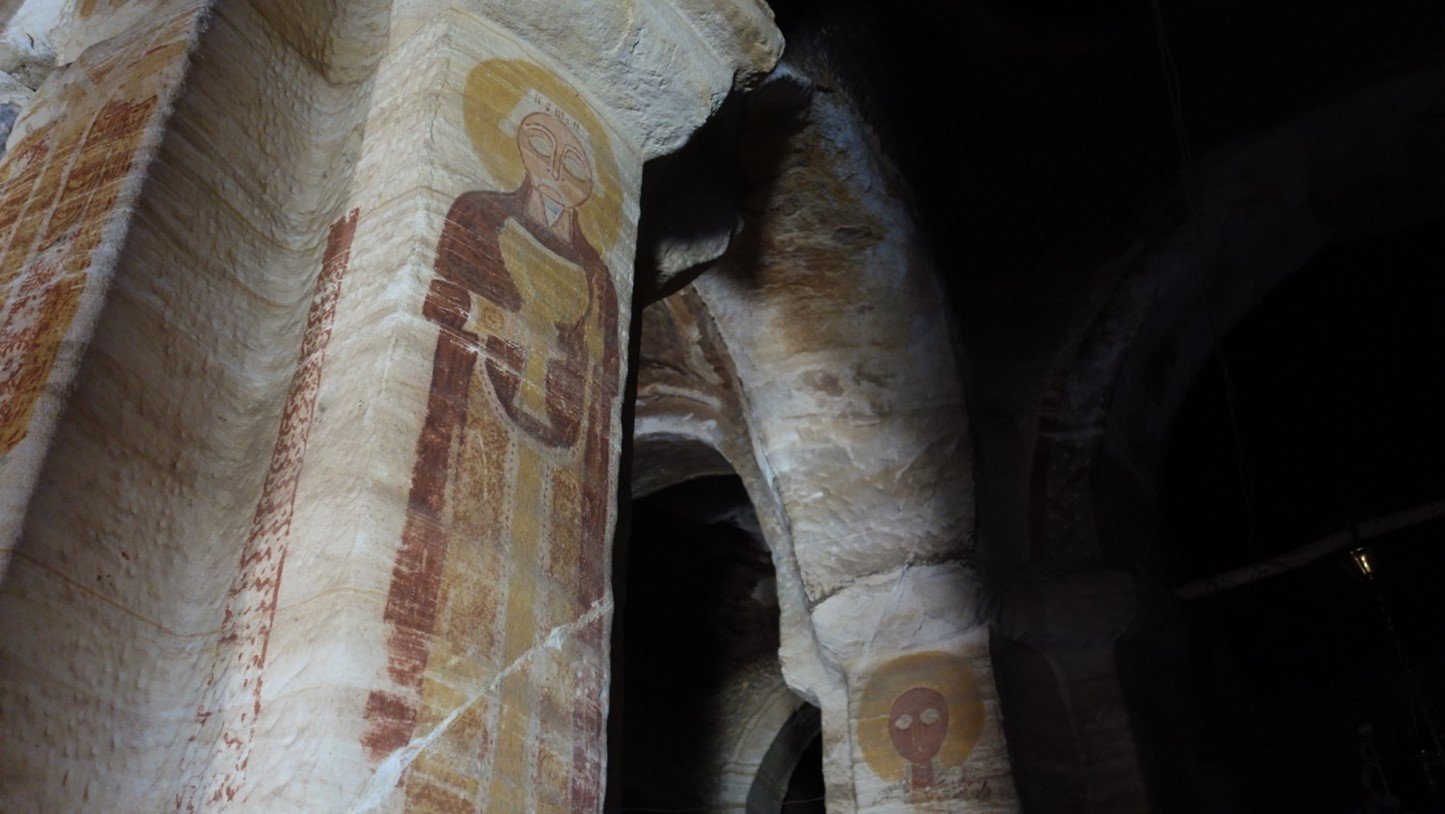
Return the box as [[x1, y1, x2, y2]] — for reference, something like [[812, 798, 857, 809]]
[[1017, 64, 1445, 810], [1031, 65, 1445, 572], [748, 701, 825, 812], [630, 433, 737, 500], [621, 422, 830, 809]]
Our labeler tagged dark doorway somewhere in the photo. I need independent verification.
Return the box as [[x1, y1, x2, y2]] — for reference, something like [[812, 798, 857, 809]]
[[780, 734, 827, 813], [1161, 221, 1445, 812], [608, 475, 797, 811]]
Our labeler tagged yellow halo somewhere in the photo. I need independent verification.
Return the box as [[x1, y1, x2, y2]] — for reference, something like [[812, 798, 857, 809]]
[[856, 651, 987, 784]]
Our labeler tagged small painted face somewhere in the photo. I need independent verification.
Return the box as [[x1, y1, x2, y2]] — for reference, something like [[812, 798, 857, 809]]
[[889, 687, 949, 765], [517, 111, 594, 216]]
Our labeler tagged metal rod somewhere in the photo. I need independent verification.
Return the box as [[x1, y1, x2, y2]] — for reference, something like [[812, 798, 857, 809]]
[[1175, 498, 1445, 600]]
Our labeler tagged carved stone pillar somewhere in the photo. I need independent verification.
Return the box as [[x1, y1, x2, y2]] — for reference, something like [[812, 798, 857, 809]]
[[682, 69, 1019, 812], [0, 1, 779, 811], [996, 571, 1149, 812]]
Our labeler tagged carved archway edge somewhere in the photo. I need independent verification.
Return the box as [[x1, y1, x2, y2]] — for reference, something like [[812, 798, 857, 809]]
[[1013, 63, 1445, 812], [632, 284, 853, 800], [634, 285, 842, 696], [1030, 64, 1445, 572]]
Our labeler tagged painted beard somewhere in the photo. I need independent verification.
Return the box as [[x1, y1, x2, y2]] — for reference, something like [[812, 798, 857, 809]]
[[536, 185, 566, 226]]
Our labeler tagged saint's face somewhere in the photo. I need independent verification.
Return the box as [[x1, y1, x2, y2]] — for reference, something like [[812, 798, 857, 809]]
[[889, 686, 950, 766], [517, 111, 594, 224]]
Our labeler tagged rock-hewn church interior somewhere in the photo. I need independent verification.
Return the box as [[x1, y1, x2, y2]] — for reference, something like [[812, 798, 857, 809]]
[[0, 0, 1439, 811]]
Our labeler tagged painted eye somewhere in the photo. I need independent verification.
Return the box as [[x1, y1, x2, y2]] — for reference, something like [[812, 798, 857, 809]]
[[562, 152, 587, 179], [527, 132, 554, 156], [920, 708, 940, 725], [894, 714, 913, 730]]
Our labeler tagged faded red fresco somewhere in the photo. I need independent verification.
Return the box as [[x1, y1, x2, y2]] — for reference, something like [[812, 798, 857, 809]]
[[0, 96, 159, 452], [363, 108, 620, 811], [891, 686, 950, 791], [175, 209, 359, 811]]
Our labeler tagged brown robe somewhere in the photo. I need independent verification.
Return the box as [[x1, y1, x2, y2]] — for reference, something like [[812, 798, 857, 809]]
[[365, 182, 620, 811]]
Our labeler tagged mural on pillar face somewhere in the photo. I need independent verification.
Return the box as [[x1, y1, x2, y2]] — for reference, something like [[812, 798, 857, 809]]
[[364, 59, 623, 811], [859, 652, 990, 802], [0, 24, 192, 457]]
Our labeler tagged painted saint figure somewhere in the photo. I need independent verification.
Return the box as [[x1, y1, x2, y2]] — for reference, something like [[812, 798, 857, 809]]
[[890, 686, 951, 793], [425, 108, 615, 448], [385, 102, 620, 667], [860, 652, 992, 804], [368, 72, 621, 811]]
